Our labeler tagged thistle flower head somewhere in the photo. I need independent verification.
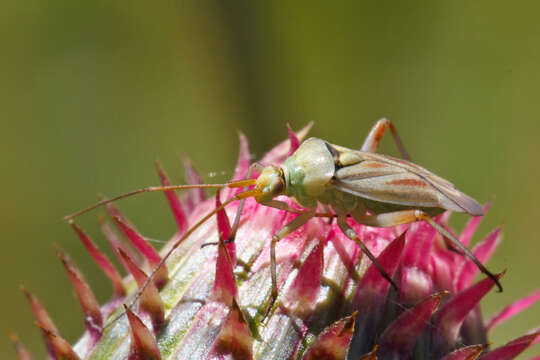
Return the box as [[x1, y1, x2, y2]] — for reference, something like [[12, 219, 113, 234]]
[[14, 126, 540, 359]]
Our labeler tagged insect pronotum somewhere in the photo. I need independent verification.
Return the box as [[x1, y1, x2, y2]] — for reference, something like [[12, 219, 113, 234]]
[[65, 119, 502, 326]]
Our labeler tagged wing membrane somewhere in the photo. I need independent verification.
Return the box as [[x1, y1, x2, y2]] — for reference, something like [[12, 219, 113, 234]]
[[331, 146, 483, 215]]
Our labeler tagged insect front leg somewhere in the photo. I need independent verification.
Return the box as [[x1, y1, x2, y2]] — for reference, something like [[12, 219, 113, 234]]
[[361, 118, 411, 160], [336, 214, 398, 291], [352, 209, 503, 292], [202, 163, 262, 248], [229, 163, 261, 239], [266, 210, 316, 317], [261, 199, 303, 214]]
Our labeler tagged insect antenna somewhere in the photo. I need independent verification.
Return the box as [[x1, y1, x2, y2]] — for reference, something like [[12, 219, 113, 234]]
[[64, 179, 257, 221]]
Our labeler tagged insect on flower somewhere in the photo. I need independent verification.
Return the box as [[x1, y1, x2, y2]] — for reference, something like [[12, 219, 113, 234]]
[[65, 119, 502, 323]]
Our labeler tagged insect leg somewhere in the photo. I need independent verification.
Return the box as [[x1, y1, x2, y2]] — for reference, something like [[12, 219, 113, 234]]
[[203, 163, 261, 248], [354, 209, 503, 292], [258, 199, 337, 218], [261, 199, 303, 214], [323, 204, 335, 224], [361, 118, 411, 160], [229, 163, 259, 240], [336, 215, 398, 291], [266, 210, 316, 317]]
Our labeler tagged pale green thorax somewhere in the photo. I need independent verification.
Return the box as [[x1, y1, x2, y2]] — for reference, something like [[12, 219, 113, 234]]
[[282, 138, 334, 208], [258, 137, 358, 211]]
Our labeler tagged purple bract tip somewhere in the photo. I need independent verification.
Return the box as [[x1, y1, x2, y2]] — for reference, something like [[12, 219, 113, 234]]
[[58, 251, 103, 344], [111, 214, 168, 288], [155, 161, 189, 234], [71, 222, 126, 298], [125, 306, 162, 360], [181, 155, 206, 212], [119, 249, 164, 332], [302, 312, 356, 360]]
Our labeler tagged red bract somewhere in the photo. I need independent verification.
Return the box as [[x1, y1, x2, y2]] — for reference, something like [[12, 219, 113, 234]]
[[15, 126, 539, 359]]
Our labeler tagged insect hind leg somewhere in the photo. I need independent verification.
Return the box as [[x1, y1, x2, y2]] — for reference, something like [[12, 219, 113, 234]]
[[361, 118, 411, 160], [353, 209, 503, 292], [336, 214, 399, 291]]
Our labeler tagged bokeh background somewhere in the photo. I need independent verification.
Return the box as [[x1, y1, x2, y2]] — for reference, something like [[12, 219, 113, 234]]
[[1, 1, 539, 358]]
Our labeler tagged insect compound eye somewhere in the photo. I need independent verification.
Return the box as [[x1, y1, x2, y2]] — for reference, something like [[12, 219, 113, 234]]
[[254, 166, 286, 202], [262, 174, 284, 197], [269, 176, 284, 195]]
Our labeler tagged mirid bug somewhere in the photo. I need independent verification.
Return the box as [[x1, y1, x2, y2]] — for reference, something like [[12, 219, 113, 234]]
[[66, 119, 501, 325]]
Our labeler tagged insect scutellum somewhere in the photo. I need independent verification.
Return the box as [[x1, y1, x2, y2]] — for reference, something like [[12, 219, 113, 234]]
[[65, 119, 502, 328]]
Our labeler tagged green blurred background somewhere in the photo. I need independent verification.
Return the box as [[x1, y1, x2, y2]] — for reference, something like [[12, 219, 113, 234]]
[[1, 1, 539, 358]]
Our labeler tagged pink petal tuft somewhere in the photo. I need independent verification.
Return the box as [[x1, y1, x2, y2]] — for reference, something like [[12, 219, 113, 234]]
[[283, 240, 324, 319], [58, 251, 103, 343], [261, 122, 313, 166], [111, 215, 168, 289], [456, 227, 501, 291], [400, 222, 436, 303], [302, 312, 356, 360], [441, 344, 487, 360], [434, 271, 505, 347], [459, 203, 491, 247], [379, 291, 446, 354], [486, 290, 540, 331], [287, 123, 301, 156], [118, 249, 165, 332], [208, 299, 253, 360], [212, 237, 238, 306], [401, 264, 434, 305], [481, 328, 540, 360], [181, 155, 206, 212], [125, 305, 162, 360], [355, 231, 406, 304], [70, 221, 126, 298], [402, 222, 435, 273], [8, 331, 35, 360], [21, 287, 58, 359], [155, 161, 188, 234], [327, 228, 358, 275], [36, 323, 81, 360]]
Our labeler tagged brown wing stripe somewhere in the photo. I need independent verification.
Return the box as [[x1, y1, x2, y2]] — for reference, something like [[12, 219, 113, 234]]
[[363, 162, 387, 168], [387, 179, 427, 187]]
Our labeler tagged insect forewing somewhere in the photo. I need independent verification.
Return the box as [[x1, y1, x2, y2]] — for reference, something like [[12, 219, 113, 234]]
[[330, 143, 484, 216]]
